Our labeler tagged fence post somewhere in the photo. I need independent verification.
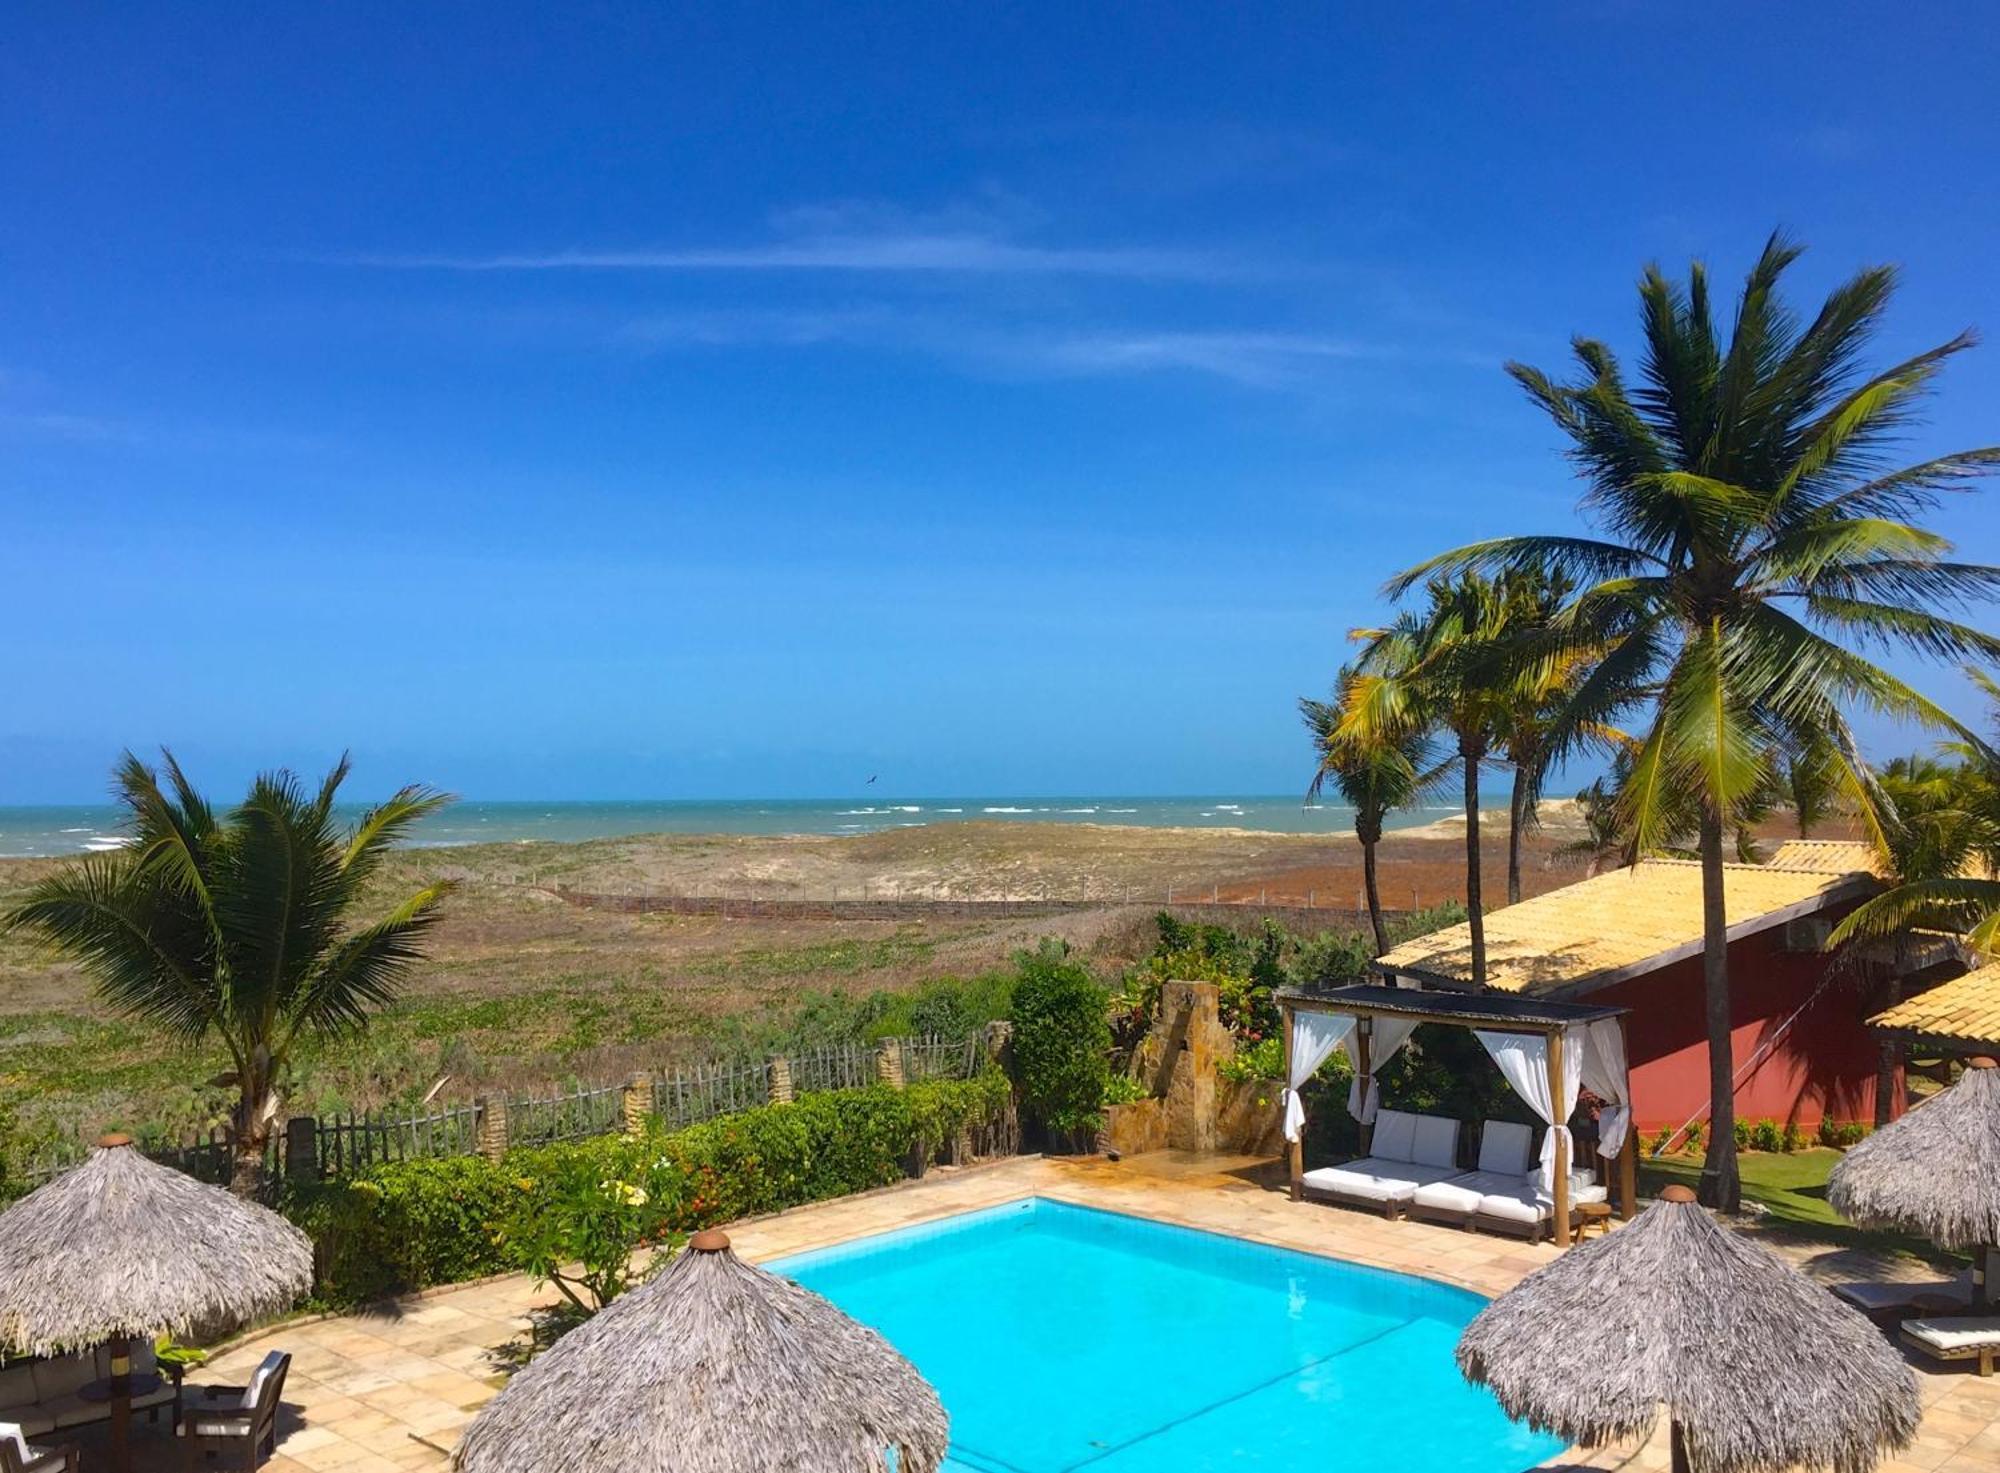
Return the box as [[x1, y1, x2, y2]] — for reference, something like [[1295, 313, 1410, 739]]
[[283, 1115, 319, 1181], [476, 1096, 510, 1161], [876, 1037, 906, 1089], [622, 1072, 655, 1135], [768, 1055, 795, 1105]]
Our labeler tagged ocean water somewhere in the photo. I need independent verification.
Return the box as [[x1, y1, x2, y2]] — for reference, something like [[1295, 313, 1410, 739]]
[[0, 795, 1470, 859], [770, 1197, 1558, 1473]]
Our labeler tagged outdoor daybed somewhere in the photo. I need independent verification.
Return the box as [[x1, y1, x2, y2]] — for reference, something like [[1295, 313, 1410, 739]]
[[1831, 1276, 1973, 1323], [1406, 1119, 1608, 1241], [1298, 1109, 1461, 1216], [1901, 1316, 2000, 1377], [0, 1341, 175, 1439]]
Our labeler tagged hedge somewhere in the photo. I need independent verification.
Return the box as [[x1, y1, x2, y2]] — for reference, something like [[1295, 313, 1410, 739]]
[[285, 1071, 1014, 1308]]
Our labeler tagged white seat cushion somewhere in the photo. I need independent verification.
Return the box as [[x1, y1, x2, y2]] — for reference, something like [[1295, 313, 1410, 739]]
[[243, 1351, 285, 1412], [1409, 1115, 1460, 1169], [1476, 1121, 1534, 1175], [1303, 1159, 1456, 1203], [1413, 1169, 1533, 1215], [1370, 1109, 1417, 1162], [1905, 1316, 2000, 1353], [0, 1423, 29, 1464], [0, 1366, 38, 1415], [1476, 1180, 1609, 1225], [191, 1416, 253, 1437], [1835, 1279, 1969, 1312], [46, 1394, 104, 1430]]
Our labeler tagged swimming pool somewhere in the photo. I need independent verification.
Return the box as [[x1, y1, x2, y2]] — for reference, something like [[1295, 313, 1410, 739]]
[[768, 1197, 1561, 1473]]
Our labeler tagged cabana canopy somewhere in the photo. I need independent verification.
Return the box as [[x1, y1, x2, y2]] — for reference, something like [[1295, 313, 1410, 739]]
[[454, 1229, 949, 1473], [1277, 985, 1635, 1244], [1458, 1186, 1919, 1473]]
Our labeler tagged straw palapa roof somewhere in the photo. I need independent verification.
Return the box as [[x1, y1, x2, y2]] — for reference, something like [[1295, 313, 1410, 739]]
[[1829, 1057, 2000, 1251], [0, 1137, 314, 1358], [453, 1229, 948, 1473], [1457, 1188, 1917, 1473]]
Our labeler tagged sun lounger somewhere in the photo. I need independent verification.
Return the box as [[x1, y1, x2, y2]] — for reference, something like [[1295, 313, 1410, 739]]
[[1831, 1277, 1972, 1323], [1902, 1315, 2000, 1376], [1408, 1120, 1535, 1226], [1299, 1109, 1461, 1217], [1407, 1119, 1606, 1241]]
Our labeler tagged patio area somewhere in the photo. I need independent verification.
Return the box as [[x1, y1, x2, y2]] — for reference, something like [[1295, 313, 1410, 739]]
[[91, 1151, 2000, 1473]]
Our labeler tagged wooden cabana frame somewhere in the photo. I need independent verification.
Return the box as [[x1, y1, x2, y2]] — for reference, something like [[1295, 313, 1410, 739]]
[[1277, 984, 1639, 1247]]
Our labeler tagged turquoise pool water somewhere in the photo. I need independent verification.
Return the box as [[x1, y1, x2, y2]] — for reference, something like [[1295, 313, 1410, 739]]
[[769, 1198, 1561, 1473]]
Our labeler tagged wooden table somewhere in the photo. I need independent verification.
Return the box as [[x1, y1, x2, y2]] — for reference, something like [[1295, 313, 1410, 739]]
[[1574, 1200, 1614, 1239]]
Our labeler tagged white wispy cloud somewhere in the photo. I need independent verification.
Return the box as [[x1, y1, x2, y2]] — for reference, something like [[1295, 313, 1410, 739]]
[[337, 232, 1221, 280]]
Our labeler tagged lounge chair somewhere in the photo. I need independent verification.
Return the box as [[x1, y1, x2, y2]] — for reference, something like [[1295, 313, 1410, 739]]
[[178, 1350, 288, 1470], [1901, 1315, 2000, 1377], [1831, 1276, 1972, 1324], [1406, 1119, 1606, 1242], [0, 1424, 76, 1473], [1408, 1120, 1536, 1227], [1299, 1109, 1461, 1217]]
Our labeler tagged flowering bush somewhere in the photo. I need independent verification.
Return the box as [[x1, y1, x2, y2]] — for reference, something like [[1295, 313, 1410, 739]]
[[503, 1134, 684, 1314]]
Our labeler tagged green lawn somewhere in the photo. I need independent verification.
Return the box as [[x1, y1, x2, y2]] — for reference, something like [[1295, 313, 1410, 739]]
[[1640, 1147, 1956, 1265]]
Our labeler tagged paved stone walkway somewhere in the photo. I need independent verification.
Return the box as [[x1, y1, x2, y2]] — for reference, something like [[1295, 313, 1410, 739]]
[[88, 1152, 2000, 1473]]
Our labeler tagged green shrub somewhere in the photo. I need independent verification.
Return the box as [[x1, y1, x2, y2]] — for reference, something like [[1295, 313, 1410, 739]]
[[284, 1155, 516, 1305], [1101, 1073, 1151, 1105], [1009, 944, 1112, 1145], [1684, 1120, 1704, 1153], [1218, 1036, 1285, 1084], [290, 1072, 1014, 1308], [1817, 1118, 1868, 1148]]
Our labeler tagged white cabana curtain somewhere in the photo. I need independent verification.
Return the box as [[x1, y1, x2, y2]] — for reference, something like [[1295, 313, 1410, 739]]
[[1282, 1010, 1356, 1143], [1474, 1029, 1582, 1196], [1576, 1020, 1632, 1161], [1347, 1015, 1420, 1124]]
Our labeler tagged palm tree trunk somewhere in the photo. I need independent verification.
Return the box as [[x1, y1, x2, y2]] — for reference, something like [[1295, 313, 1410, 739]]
[[1462, 746, 1486, 985], [1696, 800, 1741, 1212], [230, 1066, 273, 1198], [1360, 826, 1388, 956], [1507, 766, 1528, 906]]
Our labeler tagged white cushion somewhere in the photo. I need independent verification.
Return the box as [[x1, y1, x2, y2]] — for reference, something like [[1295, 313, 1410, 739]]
[[1413, 1169, 1533, 1215], [1475, 1180, 1609, 1225], [0, 1366, 37, 1413], [1477, 1121, 1534, 1175], [1409, 1114, 1459, 1169], [46, 1394, 102, 1430], [1303, 1158, 1456, 1202], [1834, 1280, 1969, 1312], [1905, 1316, 2000, 1353], [191, 1416, 252, 1437], [1370, 1109, 1417, 1162], [0, 1423, 28, 1464], [243, 1351, 285, 1412], [29, 1356, 92, 1402]]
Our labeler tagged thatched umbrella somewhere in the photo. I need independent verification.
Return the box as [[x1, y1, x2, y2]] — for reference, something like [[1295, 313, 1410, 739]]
[[1829, 1056, 2000, 1308], [454, 1228, 949, 1473], [1457, 1186, 1918, 1473], [0, 1135, 314, 1471]]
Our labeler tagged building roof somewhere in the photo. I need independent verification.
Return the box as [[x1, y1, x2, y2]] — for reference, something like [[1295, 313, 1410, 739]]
[[1279, 983, 1626, 1032], [1763, 838, 1884, 875], [1869, 963, 2000, 1049], [1375, 855, 1877, 997]]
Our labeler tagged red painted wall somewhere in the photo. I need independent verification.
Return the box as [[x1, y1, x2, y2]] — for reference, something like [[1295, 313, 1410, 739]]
[[1591, 913, 1891, 1136]]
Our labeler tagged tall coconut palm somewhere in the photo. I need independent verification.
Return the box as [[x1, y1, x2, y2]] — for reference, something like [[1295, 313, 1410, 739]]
[[1345, 573, 1521, 983], [1779, 735, 1841, 838], [1302, 667, 1442, 954], [1390, 237, 2000, 1208], [3, 752, 451, 1194]]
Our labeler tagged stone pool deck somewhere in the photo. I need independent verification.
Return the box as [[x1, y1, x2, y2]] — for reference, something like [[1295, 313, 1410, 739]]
[[120, 1151, 2000, 1472]]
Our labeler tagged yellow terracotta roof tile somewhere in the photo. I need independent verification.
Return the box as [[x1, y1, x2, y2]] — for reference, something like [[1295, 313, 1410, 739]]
[[1764, 839, 1884, 875], [1870, 963, 2000, 1047], [1376, 858, 1870, 996]]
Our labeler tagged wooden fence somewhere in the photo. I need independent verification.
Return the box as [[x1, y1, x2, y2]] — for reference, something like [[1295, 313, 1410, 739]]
[[5, 1032, 995, 1195]]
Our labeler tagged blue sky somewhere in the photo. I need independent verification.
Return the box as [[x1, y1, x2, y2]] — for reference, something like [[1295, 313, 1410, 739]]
[[5, 3, 1998, 802]]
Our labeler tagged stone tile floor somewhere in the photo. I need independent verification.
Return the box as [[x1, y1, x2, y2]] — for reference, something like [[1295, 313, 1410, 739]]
[[76, 1151, 2000, 1473]]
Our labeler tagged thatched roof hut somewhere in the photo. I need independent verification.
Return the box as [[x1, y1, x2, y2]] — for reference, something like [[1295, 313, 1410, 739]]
[[0, 1135, 314, 1357], [1457, 1186, 1918, 1473], [455, 1229, 948, 1473], [1828, 1056, 2000, 1302]]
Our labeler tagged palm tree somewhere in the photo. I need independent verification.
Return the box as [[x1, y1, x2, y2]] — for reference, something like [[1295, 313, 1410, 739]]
[[1346, 573, 1520, 983], [3, 751, 451, 1194], [1391, 236, 2000, 1209], [1779, 735, 1841, 838], [1302, 667, 1441, 954]]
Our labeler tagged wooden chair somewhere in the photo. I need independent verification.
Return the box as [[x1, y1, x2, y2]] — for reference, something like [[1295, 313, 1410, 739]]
[[177, 1352, 289, 1470], [0, 1423, 78, 1473]]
